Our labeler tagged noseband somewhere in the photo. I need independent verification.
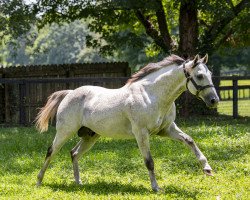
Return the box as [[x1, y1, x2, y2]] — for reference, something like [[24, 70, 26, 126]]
[[183, 63, 214, 98]]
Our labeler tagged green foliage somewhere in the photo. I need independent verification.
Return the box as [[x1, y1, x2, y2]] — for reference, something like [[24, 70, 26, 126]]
[[0, 116, 249, 199], [210, 47, 250, 71], [0, 0, 249, 116], [1, 0, 249, 69], [0, 0, 36, 40], [0, 20, 108, 65], [30, 0, 249, 54]]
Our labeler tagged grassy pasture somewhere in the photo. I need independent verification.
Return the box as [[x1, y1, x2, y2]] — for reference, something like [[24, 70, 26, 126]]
[[0, 116, 249, 199]]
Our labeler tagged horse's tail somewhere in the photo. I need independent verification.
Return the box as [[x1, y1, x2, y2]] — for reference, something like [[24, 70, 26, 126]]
[[35, 90, 71, 133]]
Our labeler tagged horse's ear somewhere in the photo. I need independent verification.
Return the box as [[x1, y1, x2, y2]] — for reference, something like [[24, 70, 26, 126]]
[[200, 54, 208, 64], [191, 54, 199, 68]]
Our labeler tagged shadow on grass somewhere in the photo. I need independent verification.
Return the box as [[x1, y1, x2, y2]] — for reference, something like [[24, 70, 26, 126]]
[[164, 184, 200, 200], [46, 181, 149, 194], [206, 144, 249, 161], [46, 181, 200, 199]]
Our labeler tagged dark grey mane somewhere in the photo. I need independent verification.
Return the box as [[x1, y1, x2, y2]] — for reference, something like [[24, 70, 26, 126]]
[[126, 54, 185, 85]]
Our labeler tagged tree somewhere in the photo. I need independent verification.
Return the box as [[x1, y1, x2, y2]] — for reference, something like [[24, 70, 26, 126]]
[[28, 0, 248, 57], [0, 0, 36, 40], [1, 0, 249, 115], [2, 0, 249, 66], [0, 20, 108, 65]]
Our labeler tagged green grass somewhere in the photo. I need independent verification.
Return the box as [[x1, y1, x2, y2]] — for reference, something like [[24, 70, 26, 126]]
[[0, 116, 249, 199]]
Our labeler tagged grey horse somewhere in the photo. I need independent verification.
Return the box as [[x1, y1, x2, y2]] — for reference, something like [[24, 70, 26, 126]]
[[36, 54, 219, 192]]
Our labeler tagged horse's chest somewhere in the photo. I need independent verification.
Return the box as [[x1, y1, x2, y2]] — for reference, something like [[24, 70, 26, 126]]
[[144, 105, 175, 134], [146, 115, 168, 134]]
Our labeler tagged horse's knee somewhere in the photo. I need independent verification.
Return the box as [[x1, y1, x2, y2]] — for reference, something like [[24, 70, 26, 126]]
[[186, 137, 194, 145], [180, 135, 194, 146]]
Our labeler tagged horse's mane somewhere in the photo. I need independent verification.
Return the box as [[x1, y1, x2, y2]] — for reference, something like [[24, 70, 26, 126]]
[[126, 54, 185, 85]]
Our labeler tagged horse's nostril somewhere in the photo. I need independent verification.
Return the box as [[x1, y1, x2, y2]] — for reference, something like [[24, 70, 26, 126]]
[[210, 98, 216, 104]]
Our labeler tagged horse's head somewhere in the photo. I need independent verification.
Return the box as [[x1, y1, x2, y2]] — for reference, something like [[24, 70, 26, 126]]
[[183, 54, 219, 108]]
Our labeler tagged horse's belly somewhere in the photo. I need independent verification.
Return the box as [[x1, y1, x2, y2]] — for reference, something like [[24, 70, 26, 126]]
[[92, 126, 134, 139], [85, 115, 134, 139], [97, 130, 134, 139]]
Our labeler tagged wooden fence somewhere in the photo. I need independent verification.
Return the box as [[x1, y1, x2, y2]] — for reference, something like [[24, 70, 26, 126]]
[[213, 76, 250, 118], [0, 63, 130, 125], [0, 66, 249, 125]]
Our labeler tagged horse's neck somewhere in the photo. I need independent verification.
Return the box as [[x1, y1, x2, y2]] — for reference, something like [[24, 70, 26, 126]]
[[143, 65, 186, 106]]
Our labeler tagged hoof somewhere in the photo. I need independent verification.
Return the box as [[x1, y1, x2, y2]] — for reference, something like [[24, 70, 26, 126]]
[[36, 181, 42, 187], [76, 180, 83, 185], [152, 186, 163, 193], [204, 169, 213, 176]]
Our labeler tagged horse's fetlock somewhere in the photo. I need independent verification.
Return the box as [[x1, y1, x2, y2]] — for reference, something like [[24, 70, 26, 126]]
[[203, 163, 212, 170], [199, 156, 207, 163]]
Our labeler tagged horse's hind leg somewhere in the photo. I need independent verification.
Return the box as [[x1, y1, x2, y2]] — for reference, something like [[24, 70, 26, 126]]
[[70, 128, 100, 184], [37, 130, 74, 186]]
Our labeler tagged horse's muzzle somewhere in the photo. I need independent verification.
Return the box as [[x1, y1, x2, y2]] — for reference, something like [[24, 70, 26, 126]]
[[205, 96, 219, 108]]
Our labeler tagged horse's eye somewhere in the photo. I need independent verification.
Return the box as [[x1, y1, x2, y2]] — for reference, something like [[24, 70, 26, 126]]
[[197, 74, 204, 80]]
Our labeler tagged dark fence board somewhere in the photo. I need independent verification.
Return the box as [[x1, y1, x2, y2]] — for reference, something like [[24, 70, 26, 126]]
[[0, 62, 130, 125]]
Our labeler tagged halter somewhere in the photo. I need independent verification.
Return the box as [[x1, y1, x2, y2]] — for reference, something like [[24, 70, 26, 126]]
[[183, 62, 214, 98]]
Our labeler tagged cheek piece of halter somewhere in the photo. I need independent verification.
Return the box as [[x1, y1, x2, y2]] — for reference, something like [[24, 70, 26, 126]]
[[183, 62, 215, 98]]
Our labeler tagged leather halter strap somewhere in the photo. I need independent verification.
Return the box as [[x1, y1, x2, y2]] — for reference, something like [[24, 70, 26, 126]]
[[183, 63, 214, 97]]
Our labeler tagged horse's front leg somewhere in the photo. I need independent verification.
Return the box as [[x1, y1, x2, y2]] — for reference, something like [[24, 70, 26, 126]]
[[133, 127, 161, 192], [160, 122, 213, 176]]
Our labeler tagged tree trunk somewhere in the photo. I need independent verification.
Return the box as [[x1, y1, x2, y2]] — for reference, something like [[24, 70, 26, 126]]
[[177, 0, 217, 116], [178, 0, 198, 116], [178, 0, 198, 58]]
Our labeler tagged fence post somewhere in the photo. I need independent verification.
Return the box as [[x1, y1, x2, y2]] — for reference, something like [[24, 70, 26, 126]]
[[19, 81, 27, 125], [232, 78, 238, 118]]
